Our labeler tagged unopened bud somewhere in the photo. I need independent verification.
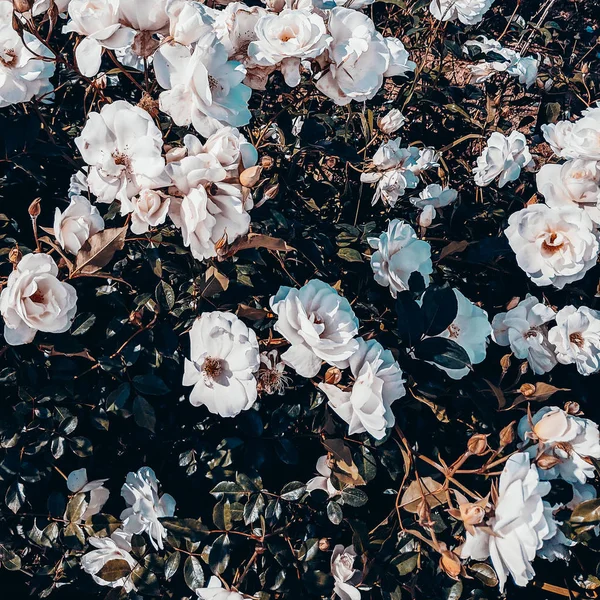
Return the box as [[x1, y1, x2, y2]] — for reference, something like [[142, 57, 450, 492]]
[[318, 538, 330, 552], [439, 550, 462, 579], [324, 367, 342, 385], [8, 246, 21, 268], [500, 354, 511, 373], [459, 503, 486, 527], [536, 453, 561, 470], [499, 422, 515, 448], [564, 401, 580, 416], [214, 232, 228, 254], [28, 198, 41, 219], [239, 166, 263, 188], [260, 156, 274, 170], [467, 434, 488, 456], [128, 311, 143, 327], [519, 361, 529, 375], [519, 383, 536, 397]]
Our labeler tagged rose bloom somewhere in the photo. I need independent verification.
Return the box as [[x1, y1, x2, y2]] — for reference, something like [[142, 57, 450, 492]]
[[537, 159, 600, 224], [460, 453, 556, 591], [504, 203, 599, 290], [74, 100, 169, 209], [155, 32, 251, 137], [306, 455, 339, 498], [248, 9, 331, 87], [368, 219, 432, 298], [542, 104, 600, 161], [166, 0, 216, 46], [130, 190, 170, 235], [473, 131, 533, 188], [491, 295, 557, 375], [120, 466, 176, 551], [81, 530, 137, 592], [202, 126, 258, 173], [319, 338, 405, 440], [0, 1, 55, 107], [429, 0, 494, 25], [118, 0, 169, 33], [183, 311, 260, 417], [410, 184, 458, 228], [0, 253, 77, 346], [270, 279, 359, 378], [518, 406, 600, 484], [331, 545, 361, 600], [67, 468, 109, 521], [548, 305, 600, 376], [378, 109, 406, 134], [197, 577, 245, 600], [53, 195, 104, 254]]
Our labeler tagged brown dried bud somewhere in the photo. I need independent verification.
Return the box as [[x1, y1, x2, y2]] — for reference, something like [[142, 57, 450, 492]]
[[467, 434, 488, 456], [214, 232, 228, 253], [439, 550, 462, 579], [260, 155, 274, 170], [519, 383, 536, 397], [458, 502, 486, 527], [499, 422, 515, 448], [564, 401, 581, 416], [318, 538, 330, 552], [324, 367, 342, 385], [128, 310, 143, 327], [137, 92, 159, 118], [519, 361, 530, 375], [581, 63, 589, 74], [132, 31, 160, 58], [13, 0, 32, 12], [28, 198, 41, 219], [536, 452, 561, 470], [262, 183, 279, 200], [8, 245, 21, 268], [500, 353, 511, 373], [239, 165, 263, 188]]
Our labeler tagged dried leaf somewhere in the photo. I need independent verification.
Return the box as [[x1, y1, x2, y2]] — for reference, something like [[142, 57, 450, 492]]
[[73, 226, 127, 275]]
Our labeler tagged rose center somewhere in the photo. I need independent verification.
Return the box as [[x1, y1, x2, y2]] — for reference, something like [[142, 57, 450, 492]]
[[208, 75, 220, 91], [0, 49, 17, 69], [524, 327, 539, 339], [447, 323, 460, 338], [202, 357, 224, 380], [29, 290, 45, 304], [112, 152, 131, 169], [541, 231, 564, 254], [278, 27, 298, 43], [569, 332, 585, 348]]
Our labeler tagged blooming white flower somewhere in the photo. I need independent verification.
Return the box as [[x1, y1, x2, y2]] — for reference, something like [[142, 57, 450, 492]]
[[518, 406, 600, 484], [248, 9, 330, 87], [368, 220, 432, 298], [408, 147, 440, 175], [331, 544, 361, 600], [130, 190, 170, 235], [69, 168, 89, 197], [542, 104, 600, 161], [197, 576, 244, 600], [67, 468, 109, 521], [378, 109, 406, 134], [319, 338, 405, 439], [0, 253, 77, 346], [203, 126, 258, 173], [410, 184, 458, 227], [53, 195, 104, 255], [491, 295, 557, 375], [182, 311, 260, 416], [473, 131, 533, 188], [306, 455, 339, 498], [118, 0, 169, 34], [372, 138, 412, 171], [548, 305, 600, 375], [315, 8, 389, 106], [427, 288, 491, 380], [166, 0, 216, 46], [460, 453, 555, 591], [63, 0, 134, 77], [30, 0, 70, 16], [537, 159, 600, 224], [81, 530, 137, 591], [509, 55, 539, 88], [270, 279, 359, 378], [74, 100, 169, 209], [429, 0, 494, 25], [120, 467, 176, 551], [257, 350, 291, 395], [0, 1, 55, 107], [504, 203, 599, 290], [154, 33, 252, 137], [382, 37, 416, 78]]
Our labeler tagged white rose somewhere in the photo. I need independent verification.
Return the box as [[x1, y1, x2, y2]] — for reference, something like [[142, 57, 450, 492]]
[[270, 279, 359, 378], [377, 109, 406, 134], [382, 37, 416, 78], [410, 184, 458, 226], [518, 406, 600, 484], [319, 338, 405, 439], [537, 159, 600, 223], [67, 468, 109, 521], [182, 311, 260, 417], [473, 131, 533, 188], [118, 0, 169, 33], [121, 467, 176, 551], [0, 254, 77, 346], [166, 0, 216, 46], [306, 455, 338, 498], [315, 8, 389, 106], [491, 295, 557, 375], [155, 34, 251, 137], [248, 9, 331, 87], [53, 195, 105, 254], [130, 190, 170, 235], [74, 100, 169, 208], [197, 577, 245, 600], [368, 219, 432, 298], [504, 203, 599, 290], [508, 55, 539, 88], [429, 0, 494, 25], [548, 305, 600, 375], [331, 545, 361, 600], [0, 1, 55, 107], [203, 126, 258, 172]]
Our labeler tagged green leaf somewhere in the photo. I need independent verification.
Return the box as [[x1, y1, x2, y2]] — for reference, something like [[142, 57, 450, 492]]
[[96, 559, 133, 582], [133, 374, 170, 396], [65, 492, 87, 522], [164, 551, 181, 581], [5, 481, 25, 514], [421, 286, 458, 337], [341, 487, 368, 508], [414, 337, 471, 370], [337, 248, 363, 262], [327, 501, 343, 525], [156, 280, 175, 311], [470, 563, 498, 587], [133, 396, 156, 433], [213, 498, 233, 531], [209, 534, 230, 575], [1, 549, 21, 571], [161, 518, 208, 542], [571, 498, 600, 524], [71, 312, 96, 335], [183, 555, 205, 591], [280, 481, 306, 501], [243, 493, 265, 525]]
